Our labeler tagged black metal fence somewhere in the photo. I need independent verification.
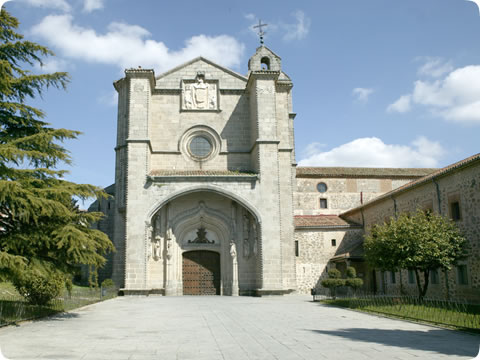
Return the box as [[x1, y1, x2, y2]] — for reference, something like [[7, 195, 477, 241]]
[[0, 287, 118, 326]]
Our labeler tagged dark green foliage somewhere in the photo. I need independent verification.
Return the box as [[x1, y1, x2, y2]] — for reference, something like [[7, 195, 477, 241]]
[[345, 278, 363, 290], [346, 266, 356, 278], [0, 10, 114, 298], [365, 209, 468, 299], [327, 268, 341, 279], [13, 265, 64, 305], [321, 268, 345, 298], [345, 266, 363, 291], [100, 278, 115, 288]]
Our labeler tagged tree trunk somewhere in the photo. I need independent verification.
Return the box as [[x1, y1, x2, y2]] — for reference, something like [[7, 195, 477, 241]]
[[414, 269, 429, 301]]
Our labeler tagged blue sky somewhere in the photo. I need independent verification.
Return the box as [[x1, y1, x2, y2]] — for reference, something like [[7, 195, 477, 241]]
[[5, 0, 480, 207]]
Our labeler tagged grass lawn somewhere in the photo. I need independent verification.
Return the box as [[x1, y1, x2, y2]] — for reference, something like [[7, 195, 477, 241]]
[[322, 297, 480, 332]]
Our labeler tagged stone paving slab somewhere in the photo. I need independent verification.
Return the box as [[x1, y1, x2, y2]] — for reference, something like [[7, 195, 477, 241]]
[[0, 296, 478, 360]]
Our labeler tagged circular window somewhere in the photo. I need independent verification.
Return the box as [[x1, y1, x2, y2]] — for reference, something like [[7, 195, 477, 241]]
[[317, 182, 328, 193], [189, 136, 212, 158]]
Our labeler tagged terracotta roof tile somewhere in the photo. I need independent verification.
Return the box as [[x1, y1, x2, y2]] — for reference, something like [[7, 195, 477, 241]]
[[296, 167, 437, 179], [294, 215, 361, 228]]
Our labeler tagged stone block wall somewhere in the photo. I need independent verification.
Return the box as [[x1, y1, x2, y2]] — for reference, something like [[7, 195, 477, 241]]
[[343, 160, 480, 302], [294, 177, 414, 216], [294, 228, 364, 294]]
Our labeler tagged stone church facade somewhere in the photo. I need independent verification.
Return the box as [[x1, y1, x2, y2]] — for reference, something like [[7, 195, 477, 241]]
[[92, 46, 479, 301]]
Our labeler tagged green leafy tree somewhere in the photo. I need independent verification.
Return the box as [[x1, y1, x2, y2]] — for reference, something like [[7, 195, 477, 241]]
[[0, 10, 114, 300], [364, 209, 467, 299]]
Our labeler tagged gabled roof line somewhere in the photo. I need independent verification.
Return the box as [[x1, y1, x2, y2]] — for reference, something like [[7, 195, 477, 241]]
[[155, 57, 248, 82], [341, 152, 480, 217]]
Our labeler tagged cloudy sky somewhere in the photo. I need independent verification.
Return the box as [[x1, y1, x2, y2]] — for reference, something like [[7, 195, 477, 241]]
[[5, 0, 480, 205]]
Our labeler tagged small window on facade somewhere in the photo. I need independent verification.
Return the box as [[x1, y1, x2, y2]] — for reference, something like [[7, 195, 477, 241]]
[[294, 240, 299, 257], [430, 269, 439, 285], [320, 198, 328, 209], [390, 271, 396, 284], [331, 239, 336, 247], [408, 269, 415, 284], [450, 201, 461, 221], [107, 202, 111, 210], [457, 264, 468, 285], [317, 182, 327, 193]]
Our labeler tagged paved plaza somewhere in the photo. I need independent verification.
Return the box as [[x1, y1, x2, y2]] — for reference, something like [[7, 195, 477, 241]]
[[0, 296, 478, 359]]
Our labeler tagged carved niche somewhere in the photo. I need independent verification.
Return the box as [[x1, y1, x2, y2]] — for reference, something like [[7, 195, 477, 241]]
[[182, 73, 218, 110]]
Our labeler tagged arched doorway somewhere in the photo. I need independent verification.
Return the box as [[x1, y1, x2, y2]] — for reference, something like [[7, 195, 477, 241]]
[[183, 251, 220, 295], [146, 191, 261, 296]]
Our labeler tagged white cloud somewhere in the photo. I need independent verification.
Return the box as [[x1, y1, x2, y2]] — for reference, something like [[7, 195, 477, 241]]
[[83, 0, 104, 12], [31, 15, 245, 73], [245, 11, 309, 43], [352, 87, 374, 103], [388, 64, 480, 124], [387, 94, 412, 113], [19, 0, 71, 11], [298, 137, 444, 168], [34, 58, 69, 73], [417, 57, 453, 78], [283, 10, 310, 41]]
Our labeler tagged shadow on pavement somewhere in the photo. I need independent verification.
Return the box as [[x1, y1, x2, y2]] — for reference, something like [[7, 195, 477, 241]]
[[308, 328, 479, 357]]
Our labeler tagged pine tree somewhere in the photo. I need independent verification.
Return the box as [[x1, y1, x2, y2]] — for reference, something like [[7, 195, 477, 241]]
[[0, 10, 114, 287]]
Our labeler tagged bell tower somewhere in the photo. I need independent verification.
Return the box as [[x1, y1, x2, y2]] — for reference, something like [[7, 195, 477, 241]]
[[247, 46, 297, 293]]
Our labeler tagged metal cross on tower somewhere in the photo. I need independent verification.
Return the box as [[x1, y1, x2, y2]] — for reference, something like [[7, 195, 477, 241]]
[[253, 20, 268, 45]]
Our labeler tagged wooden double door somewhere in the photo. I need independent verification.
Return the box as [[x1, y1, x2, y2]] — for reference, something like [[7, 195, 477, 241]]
[[182, 251, 221, 295]]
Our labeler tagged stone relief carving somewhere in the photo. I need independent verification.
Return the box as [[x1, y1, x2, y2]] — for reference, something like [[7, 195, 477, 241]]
[[243, 214, 250, 259], [146, 222, 153, 259], [188, 226, 215, 244], [182, 75, 217, 110], [165, 227, 174, 260], [252, 221, 258, 257]]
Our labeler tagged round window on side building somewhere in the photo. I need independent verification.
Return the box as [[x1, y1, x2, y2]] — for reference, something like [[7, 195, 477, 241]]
[[317, 182, 327, 193], [189, 136, 212, 159]]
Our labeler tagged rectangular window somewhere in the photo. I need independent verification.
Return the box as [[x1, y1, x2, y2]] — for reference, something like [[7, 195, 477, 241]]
[[295, 240, 299, 257], [408, 269, 415, 284], [450, 201, 461, 221], [320, 198, 328, 209], [331, 239, 336, 247], [390, 271, 396, 284], [430, 269, 439, 285], [457, 265, 468, 285]]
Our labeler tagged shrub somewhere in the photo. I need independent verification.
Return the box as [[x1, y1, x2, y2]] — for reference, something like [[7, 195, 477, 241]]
[[321, 269, 345, 299], [13, 270, 64, 306], [101, 279, 115, 288], [327, 269, 342, 279], [346, 266, 357, 279], [345, 278, 363, 290]]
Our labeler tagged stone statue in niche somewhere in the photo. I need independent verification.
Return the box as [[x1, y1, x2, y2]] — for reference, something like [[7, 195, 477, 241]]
[[152, 235, 162, 261], [188, 226, 214, 244], [243, 214, 250, 258], [165, 227, 174, 260], [183, 75, 217, 110], [230, 240, 237, 261]]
